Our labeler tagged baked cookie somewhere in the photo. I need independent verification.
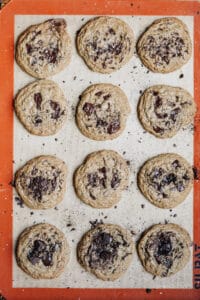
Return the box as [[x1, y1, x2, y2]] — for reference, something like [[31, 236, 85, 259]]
[[137, 17, 192, 73], [74, 150, 129, 208], [76, 84, 131, 140], [16, 223, 70, 279], [16, 18, 71, 78], [138, 153, 193, 208], [77, 223, 134, 281], [15, 155, 67, 209], [138, 85, 196, 138], [138, 223, 191, 277], [15, 80, 67, 136], [77, 16, 134, 73]]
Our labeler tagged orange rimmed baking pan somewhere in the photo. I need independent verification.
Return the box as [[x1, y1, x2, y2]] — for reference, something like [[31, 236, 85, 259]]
[[0, 0, 200, 299]]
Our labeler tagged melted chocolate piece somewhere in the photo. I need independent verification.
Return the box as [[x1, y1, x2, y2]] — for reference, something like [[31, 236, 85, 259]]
[[26, 43, 33, 54], [34, 93, 42, 110], [87, 167, 107, 189], [151, 232, 174, 271], [96, 118, 108, 128], [43, 47, 59, 64], [107, 119, 120, 134], [111, 172, 121, 189], [87, 231, 120, 268], [83, 103, 95, 116], [27, 174, 58, 201], [27, 239, 58, 267], [50, 100, 63, 120]]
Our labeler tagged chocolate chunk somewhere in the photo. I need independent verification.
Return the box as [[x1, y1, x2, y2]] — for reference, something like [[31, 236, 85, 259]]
[[95, 91, 103, 97], [153, 126, 164, 134], [172, 160, 181, 169], [170, 107, 181, 122], [111, 172, 121, 189], [96, 118, 108, 128], [27, 175, 57, 201], [83, 102, 95, 116], [43, 47, 59, 64], [154, 96, 162, 108], [176, 181, 185, 192], [162, 173, 177, 185], [27, 239, 57, 267], [87, 173, 99, 188], [107, 119, 120, 134], [42, 252, 53, 266], [50, 100, 63, 120], [26, 43, 33, 54], [34, 93, 42, 110], [157, 234, 172, 256], [103, 94, 111, 100], [34, 115, 42, 125], [193, 167, 199, 180], [108, 28, 116, 35]]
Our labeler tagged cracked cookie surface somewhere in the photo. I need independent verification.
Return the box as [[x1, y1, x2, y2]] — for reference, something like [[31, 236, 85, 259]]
[[138, 85, 195, 138], [16, 223, 70, 279], [15, 80, 67, 136], [138, 153, 193, 208], [138, 223, 191, 277], [77, 223, 134, 280], [74, 150, 129, 208], [76, 83, 130, 140], [15, 155, 67, 209], [77, 16, 134, 73], [137, 17, 192, 73], [16, 18, 71, 78]]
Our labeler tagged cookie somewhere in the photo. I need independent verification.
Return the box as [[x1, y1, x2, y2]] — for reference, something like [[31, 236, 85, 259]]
[[137, 17, 192, 73], [74, 150, 129, 208], [138, 153, 193, 208], [15, 155, 67, 209], [16, 223, 70, 279], [77, 223, 134, 281], [138, 85, 196, 138], [77, 16, 134, 73], [76, 84, 131, 140], [15, 80, 67, 136], [16, 18, 71, 78], [138, 223, 191, 277]]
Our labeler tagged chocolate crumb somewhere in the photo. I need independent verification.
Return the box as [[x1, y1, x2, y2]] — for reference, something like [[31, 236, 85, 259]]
[[15, 196, 24, 208], [141, 204, 145, 209], [0, 294, 6, 300], [179, 74, 184, 79], [70, 228, 76, 231], [193, 167, 199, 180], [89, 219, 103, 228], [146, 289, 151, 293]]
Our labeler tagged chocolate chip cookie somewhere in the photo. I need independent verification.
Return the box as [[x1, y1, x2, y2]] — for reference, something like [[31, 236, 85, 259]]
[[74, 150, 129, 208], [137, 17, 192, 73], [138, 85, 196, 138], [138, 153, 193, 208], [76, 84, 131, 140], [77, 223, 134, 281], [77, 16, 134, 73], [138, 223, 191, 277], [15, 80, 67, 136], [16, 223, 70, 279], [15, 155, 67, 209], [16, 18, 71, 78]]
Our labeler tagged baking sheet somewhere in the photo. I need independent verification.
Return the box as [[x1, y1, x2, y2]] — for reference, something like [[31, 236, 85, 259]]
[[13, 15, 194, 288]]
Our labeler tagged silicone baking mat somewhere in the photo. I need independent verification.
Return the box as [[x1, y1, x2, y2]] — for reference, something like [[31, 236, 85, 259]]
[[0, 0, 200, 299]]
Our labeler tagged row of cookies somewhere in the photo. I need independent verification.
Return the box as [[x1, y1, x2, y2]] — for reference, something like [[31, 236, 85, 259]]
[[14, 150, 193, 210], [15, 80, 196, 139], [16, 222, 191, 280], [16, 16, 192, 78]]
